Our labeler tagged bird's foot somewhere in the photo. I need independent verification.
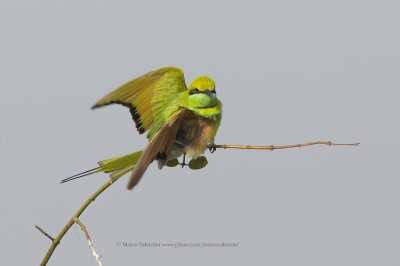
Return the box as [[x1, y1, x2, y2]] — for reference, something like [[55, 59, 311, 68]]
[[180, 154, 187, 168]]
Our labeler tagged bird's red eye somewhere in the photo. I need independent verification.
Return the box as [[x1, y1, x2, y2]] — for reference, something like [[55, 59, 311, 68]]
[[190, 88, 200, 95]]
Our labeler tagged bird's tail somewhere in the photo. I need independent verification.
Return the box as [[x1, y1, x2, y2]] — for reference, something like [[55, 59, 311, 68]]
[[60, 150, 144, 183]]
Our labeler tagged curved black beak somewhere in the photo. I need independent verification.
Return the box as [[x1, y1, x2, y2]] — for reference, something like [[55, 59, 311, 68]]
[[203, 89, 212, 96]]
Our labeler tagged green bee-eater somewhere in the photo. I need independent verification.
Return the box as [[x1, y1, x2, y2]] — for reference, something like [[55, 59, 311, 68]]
[[62, 67, 222, 190]]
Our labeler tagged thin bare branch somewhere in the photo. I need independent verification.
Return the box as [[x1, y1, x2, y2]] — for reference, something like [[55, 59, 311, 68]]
[[35, 225, 55, 242], [210, 141, 360, 151], [40, 177, 120, 266], [73, 217, 103, 266], [39, 139, 359, 265]]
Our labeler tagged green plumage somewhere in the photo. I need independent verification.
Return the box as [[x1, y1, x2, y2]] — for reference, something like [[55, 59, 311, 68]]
[[62, 67, 222, 190]]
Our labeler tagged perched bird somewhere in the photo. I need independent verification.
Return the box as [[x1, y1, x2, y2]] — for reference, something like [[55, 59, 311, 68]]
[[61, 67, 222, 190]]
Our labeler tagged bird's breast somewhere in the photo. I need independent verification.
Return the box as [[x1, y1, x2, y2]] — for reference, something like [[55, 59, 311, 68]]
[[174, 114, 218, 158]]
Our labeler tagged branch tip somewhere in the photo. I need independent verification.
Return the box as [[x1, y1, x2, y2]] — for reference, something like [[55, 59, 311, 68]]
[[35, 225, 55, 242]]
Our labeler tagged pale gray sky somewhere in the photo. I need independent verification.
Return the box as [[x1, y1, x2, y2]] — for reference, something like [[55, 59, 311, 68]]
[[1, 0, 399, 265]]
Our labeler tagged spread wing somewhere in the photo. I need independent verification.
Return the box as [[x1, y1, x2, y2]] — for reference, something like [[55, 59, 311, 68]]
[[126, 108, 194, 190], [92, 67, 188, 135]]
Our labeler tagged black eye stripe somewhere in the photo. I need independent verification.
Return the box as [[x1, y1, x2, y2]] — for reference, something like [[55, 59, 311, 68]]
[[189, 88, 216, 95]]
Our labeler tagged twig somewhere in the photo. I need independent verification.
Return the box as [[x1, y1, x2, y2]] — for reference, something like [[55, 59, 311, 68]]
[[40, 177, 121, 266], [39, 140, 359, 265], [35, 225, 55, 242], [210, 141, 360, 151], [73, 217, 103, 266]]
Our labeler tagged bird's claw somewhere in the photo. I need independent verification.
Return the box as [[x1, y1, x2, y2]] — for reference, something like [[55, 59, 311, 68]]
[[181, 154, 186, 168]]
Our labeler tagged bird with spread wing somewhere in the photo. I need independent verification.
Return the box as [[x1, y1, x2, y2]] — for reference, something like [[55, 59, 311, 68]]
[[61, 67, 222, 190]]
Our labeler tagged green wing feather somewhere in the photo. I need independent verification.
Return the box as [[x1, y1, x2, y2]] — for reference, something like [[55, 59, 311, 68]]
[[92, 67, 188, 136], [62, 67, 189, 184]]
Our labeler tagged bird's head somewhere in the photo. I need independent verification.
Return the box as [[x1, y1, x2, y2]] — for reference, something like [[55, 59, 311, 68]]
[[187, 76, 218, 109]]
